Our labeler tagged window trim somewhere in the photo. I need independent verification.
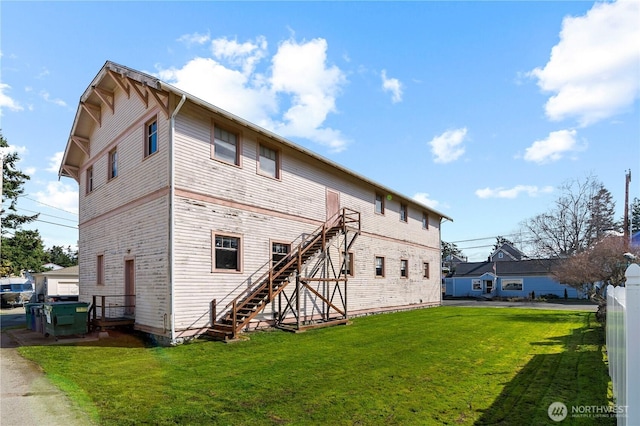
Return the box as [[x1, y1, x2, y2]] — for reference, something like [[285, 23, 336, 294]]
[[422, 212, 429, 229], [271, 240, 291, 267], [400, 259, 409, 278], [375, 256, 385, 278], [211, 120, 242, 167], [423, 262, 430, 279], [375, 193, 385, 215], [501, 279, 523, 291], [108, 147, 118, 180], [400, 203, 408, 223], [97, 254, 105, 286], [212, 232, 243, 273], [257, 142, 281, 180], [86, 165, 94, 194], [144, 116, 159, 158], [342, 251, 354, 277]]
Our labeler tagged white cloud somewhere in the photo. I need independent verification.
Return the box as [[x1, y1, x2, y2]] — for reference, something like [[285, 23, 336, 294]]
[[523, 129, 582, 164], [47, 151, 64, 173], [157, 36, 349, 152], [33, 181, 79, 215], [177, 31, 211, 46], [381, 70, 403, 103], [529, 0, 640, 126], [428, 127, 467, 163], [475, 185, 554, 199], [0, 82, 24, 114], [40, 90, 67, 107], [412, 192, 440, 209]]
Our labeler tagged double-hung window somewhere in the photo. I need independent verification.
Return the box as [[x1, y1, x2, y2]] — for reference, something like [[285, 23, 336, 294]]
[[145, 118, 158, 157], [272, 242, 290, 266], [375, 193, 385, 214], [86, 166, 94, 194], [400, 259, 408, 278], [214, 234, 241, 271], [375, 256, 385, 277], [400, 203, 408, 222], [259, 144, 279, 179], [109, 148, 118, 180], [213, 125, 239, 165], [422, 212, 429, 229]]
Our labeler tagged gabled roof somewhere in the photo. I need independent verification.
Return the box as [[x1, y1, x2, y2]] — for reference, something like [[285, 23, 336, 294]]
[[490, 242, 526, 261], [59, 61, 453, 222], [449, 259, 557, 277], [33, 265, 79, 277]]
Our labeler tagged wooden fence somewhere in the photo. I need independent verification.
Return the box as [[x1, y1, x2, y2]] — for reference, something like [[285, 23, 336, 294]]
[[606, 263, 639, 426]]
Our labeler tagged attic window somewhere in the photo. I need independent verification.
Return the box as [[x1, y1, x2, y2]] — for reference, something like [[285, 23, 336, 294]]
[[400, 203, 408, 222], [498, 252, 503, 259], [86, 166, 94, 194], [375, 193, 385, 215]]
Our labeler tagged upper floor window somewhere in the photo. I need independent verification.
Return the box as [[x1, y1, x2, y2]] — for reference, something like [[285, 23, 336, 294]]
[[343, 251, 354, 277], [213, 125, 240, 165], [86, 166, 94, 194], [214, 234, 241, 271], [109, 148, 118, 180], [259, 144, 279, 179], [145, 118, 158, 157], [375, 193, 385, 215], [400, 203, 408, 222], [422, 212, 429, 229]]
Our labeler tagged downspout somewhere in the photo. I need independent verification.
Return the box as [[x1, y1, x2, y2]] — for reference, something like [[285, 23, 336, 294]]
[[169, 94, 187, 345]]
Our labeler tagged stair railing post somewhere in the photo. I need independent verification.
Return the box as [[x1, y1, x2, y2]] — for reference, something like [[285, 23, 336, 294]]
[[211, 299, 216, 326], [269, 268, 273, 301], [296, 271, 301, 330], [101, 295, 106, 321], [232, 300, 237, 339]]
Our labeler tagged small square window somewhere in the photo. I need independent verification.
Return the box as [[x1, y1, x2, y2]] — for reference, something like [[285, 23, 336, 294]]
[[375, 256, 385, 277], [145, 118, 158, 157], [422, 212, 429, 229], [109, 148, 118, 179], [259, 144, 279, 179], [400, 259, 408, 278], [213, 125, 239, 165], [375, 193, 385, 214], [400, 203, 408, 222]]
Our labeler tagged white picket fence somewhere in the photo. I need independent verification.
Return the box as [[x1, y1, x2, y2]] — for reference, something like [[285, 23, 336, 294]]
[[606, 263, 640, 426]]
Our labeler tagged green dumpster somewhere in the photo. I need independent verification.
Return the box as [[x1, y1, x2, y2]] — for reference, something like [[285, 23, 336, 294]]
[[24, 303, 43, 331], [43, 302, 89, 338]]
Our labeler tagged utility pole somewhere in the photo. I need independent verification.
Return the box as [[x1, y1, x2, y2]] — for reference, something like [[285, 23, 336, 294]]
[[624, 170, 631, 248]]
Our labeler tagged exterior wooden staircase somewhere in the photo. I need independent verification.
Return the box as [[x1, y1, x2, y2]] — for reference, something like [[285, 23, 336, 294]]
[[207, 208, 360, 341]]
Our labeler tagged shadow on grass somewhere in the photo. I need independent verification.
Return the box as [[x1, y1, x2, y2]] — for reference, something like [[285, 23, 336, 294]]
[[475, 316, 615, 425]]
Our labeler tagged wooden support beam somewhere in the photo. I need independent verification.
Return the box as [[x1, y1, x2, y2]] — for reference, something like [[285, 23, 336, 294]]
[[61, 165, 79, 180], [107, 70, 130, 98], [127, 77, 148, 108], [70, 135, 90, 156], [300, 281, 345, 316], [80, 101, 101, 126], [93, 86, 115, 114], [148, 87, 170, 118]]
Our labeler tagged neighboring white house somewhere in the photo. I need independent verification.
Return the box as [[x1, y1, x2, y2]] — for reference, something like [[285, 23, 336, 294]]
[[32, 265, 79, 302], [59, 61, 452, 344]]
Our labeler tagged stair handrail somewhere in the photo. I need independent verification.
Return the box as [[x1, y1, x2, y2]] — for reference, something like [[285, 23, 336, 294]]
[[214, 208, 359, 323]]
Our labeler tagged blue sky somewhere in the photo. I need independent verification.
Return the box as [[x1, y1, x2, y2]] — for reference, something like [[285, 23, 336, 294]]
[[1, 1, 638, 261]]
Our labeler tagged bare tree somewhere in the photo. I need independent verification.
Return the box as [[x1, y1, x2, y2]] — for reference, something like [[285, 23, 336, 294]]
[[520, 174, 616, 258]]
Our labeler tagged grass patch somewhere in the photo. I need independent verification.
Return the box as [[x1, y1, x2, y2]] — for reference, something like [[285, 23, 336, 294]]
[[18, 307, 613, 425]]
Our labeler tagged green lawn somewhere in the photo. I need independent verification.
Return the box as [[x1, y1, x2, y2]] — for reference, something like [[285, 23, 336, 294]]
[[18, 307, 613, 425]]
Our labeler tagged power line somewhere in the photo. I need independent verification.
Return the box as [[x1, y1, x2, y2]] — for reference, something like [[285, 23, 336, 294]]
[[14, 207, 78, 223], [22, 196, 78, 216]]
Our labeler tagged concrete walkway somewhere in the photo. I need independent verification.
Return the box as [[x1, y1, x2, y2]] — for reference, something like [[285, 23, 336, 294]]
[[0, 309, 92, 426]]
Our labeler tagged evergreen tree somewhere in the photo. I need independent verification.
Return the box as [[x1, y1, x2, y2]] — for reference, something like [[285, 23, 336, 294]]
[[1, 230, 47, 276], [1, 132, 38, 231]]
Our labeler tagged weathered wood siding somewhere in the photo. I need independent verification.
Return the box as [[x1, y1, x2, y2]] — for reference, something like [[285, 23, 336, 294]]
[[77, 86, 171, 335], [171, 104, 442, 332]]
